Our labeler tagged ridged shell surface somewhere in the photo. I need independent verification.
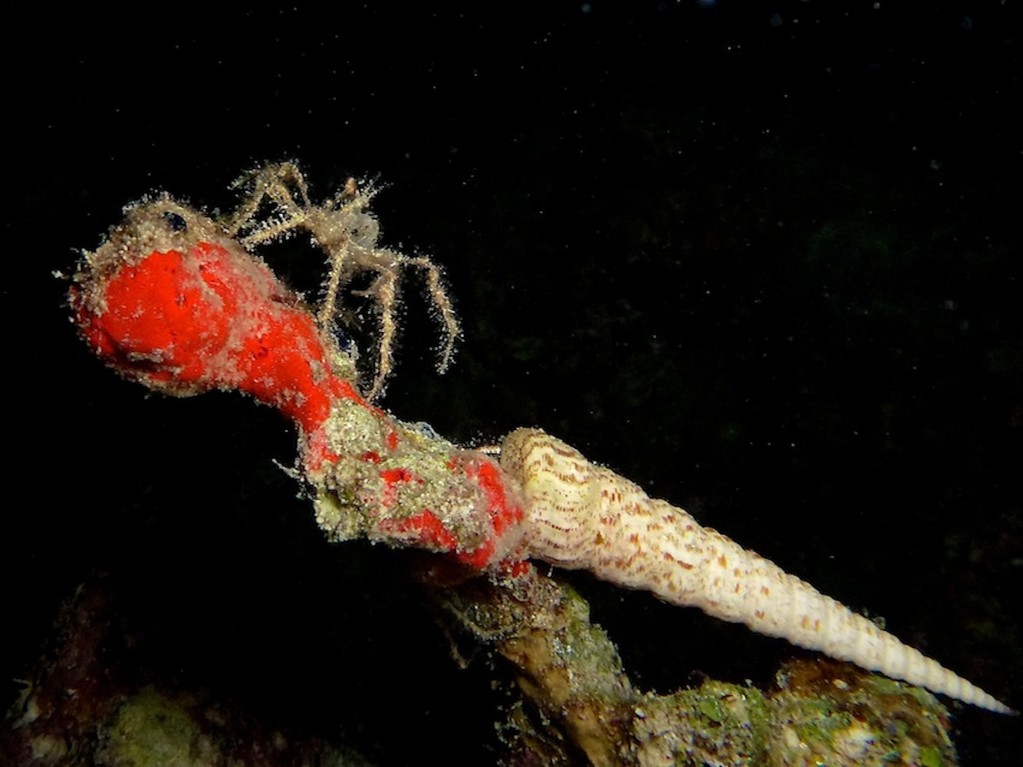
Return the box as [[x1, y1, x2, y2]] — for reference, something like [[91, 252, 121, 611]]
[[499, 427, 1012, 714]]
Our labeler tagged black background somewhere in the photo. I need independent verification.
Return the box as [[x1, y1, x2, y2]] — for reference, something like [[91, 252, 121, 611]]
[[3, 2, 1021, 764]]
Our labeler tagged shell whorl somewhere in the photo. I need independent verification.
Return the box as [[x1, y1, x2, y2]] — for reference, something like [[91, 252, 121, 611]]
[[499, 427, 1013, 714]]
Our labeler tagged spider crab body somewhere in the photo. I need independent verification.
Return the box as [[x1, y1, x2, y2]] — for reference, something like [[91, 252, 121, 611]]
[[227, 162, 459, 401]]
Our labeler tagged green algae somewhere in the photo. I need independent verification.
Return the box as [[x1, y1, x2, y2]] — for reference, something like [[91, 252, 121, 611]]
[[99, 689, 213, 767]]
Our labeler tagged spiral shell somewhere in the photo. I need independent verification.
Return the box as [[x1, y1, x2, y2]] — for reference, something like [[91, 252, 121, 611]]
[[499, 427, 1012, 714]]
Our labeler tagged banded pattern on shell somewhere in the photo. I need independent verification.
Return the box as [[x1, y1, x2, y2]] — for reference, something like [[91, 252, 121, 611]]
[[499, 427, 1013, 714]]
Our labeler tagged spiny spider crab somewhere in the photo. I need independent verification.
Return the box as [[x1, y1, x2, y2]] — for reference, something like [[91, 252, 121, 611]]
[[227, 161, 459, 400], [68, 163, 1012, 765]]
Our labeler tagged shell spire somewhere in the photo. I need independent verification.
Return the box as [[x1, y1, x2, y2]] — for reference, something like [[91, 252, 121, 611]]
[[500, 428, 1014, 714]]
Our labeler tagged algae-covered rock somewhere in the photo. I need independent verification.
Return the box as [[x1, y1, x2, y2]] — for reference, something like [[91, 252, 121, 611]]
[[434, 568, 961, 766], [0, 580, 375, 767], [767, 659, 957, 767], [98, 689, 215, 767]]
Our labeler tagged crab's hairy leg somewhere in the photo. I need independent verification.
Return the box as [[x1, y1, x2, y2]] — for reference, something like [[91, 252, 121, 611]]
[[227, 163, 313, 246], [406, 256, 460, 373], [225, 166, 281, 237], [276, 161, 314, 208], [318, 237, 351, 329], [360, 266, 399, 400]]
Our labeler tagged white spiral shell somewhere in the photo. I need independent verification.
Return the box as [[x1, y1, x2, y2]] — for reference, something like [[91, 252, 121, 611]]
[[499, 427, 1012, 714]]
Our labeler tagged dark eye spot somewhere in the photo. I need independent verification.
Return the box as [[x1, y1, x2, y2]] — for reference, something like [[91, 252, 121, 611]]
[[163, 211, 188, 232]]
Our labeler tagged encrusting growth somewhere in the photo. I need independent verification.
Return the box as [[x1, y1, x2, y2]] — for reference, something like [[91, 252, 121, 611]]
[[70, 192, 525, 572], [68, 164, 1013, 731]]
